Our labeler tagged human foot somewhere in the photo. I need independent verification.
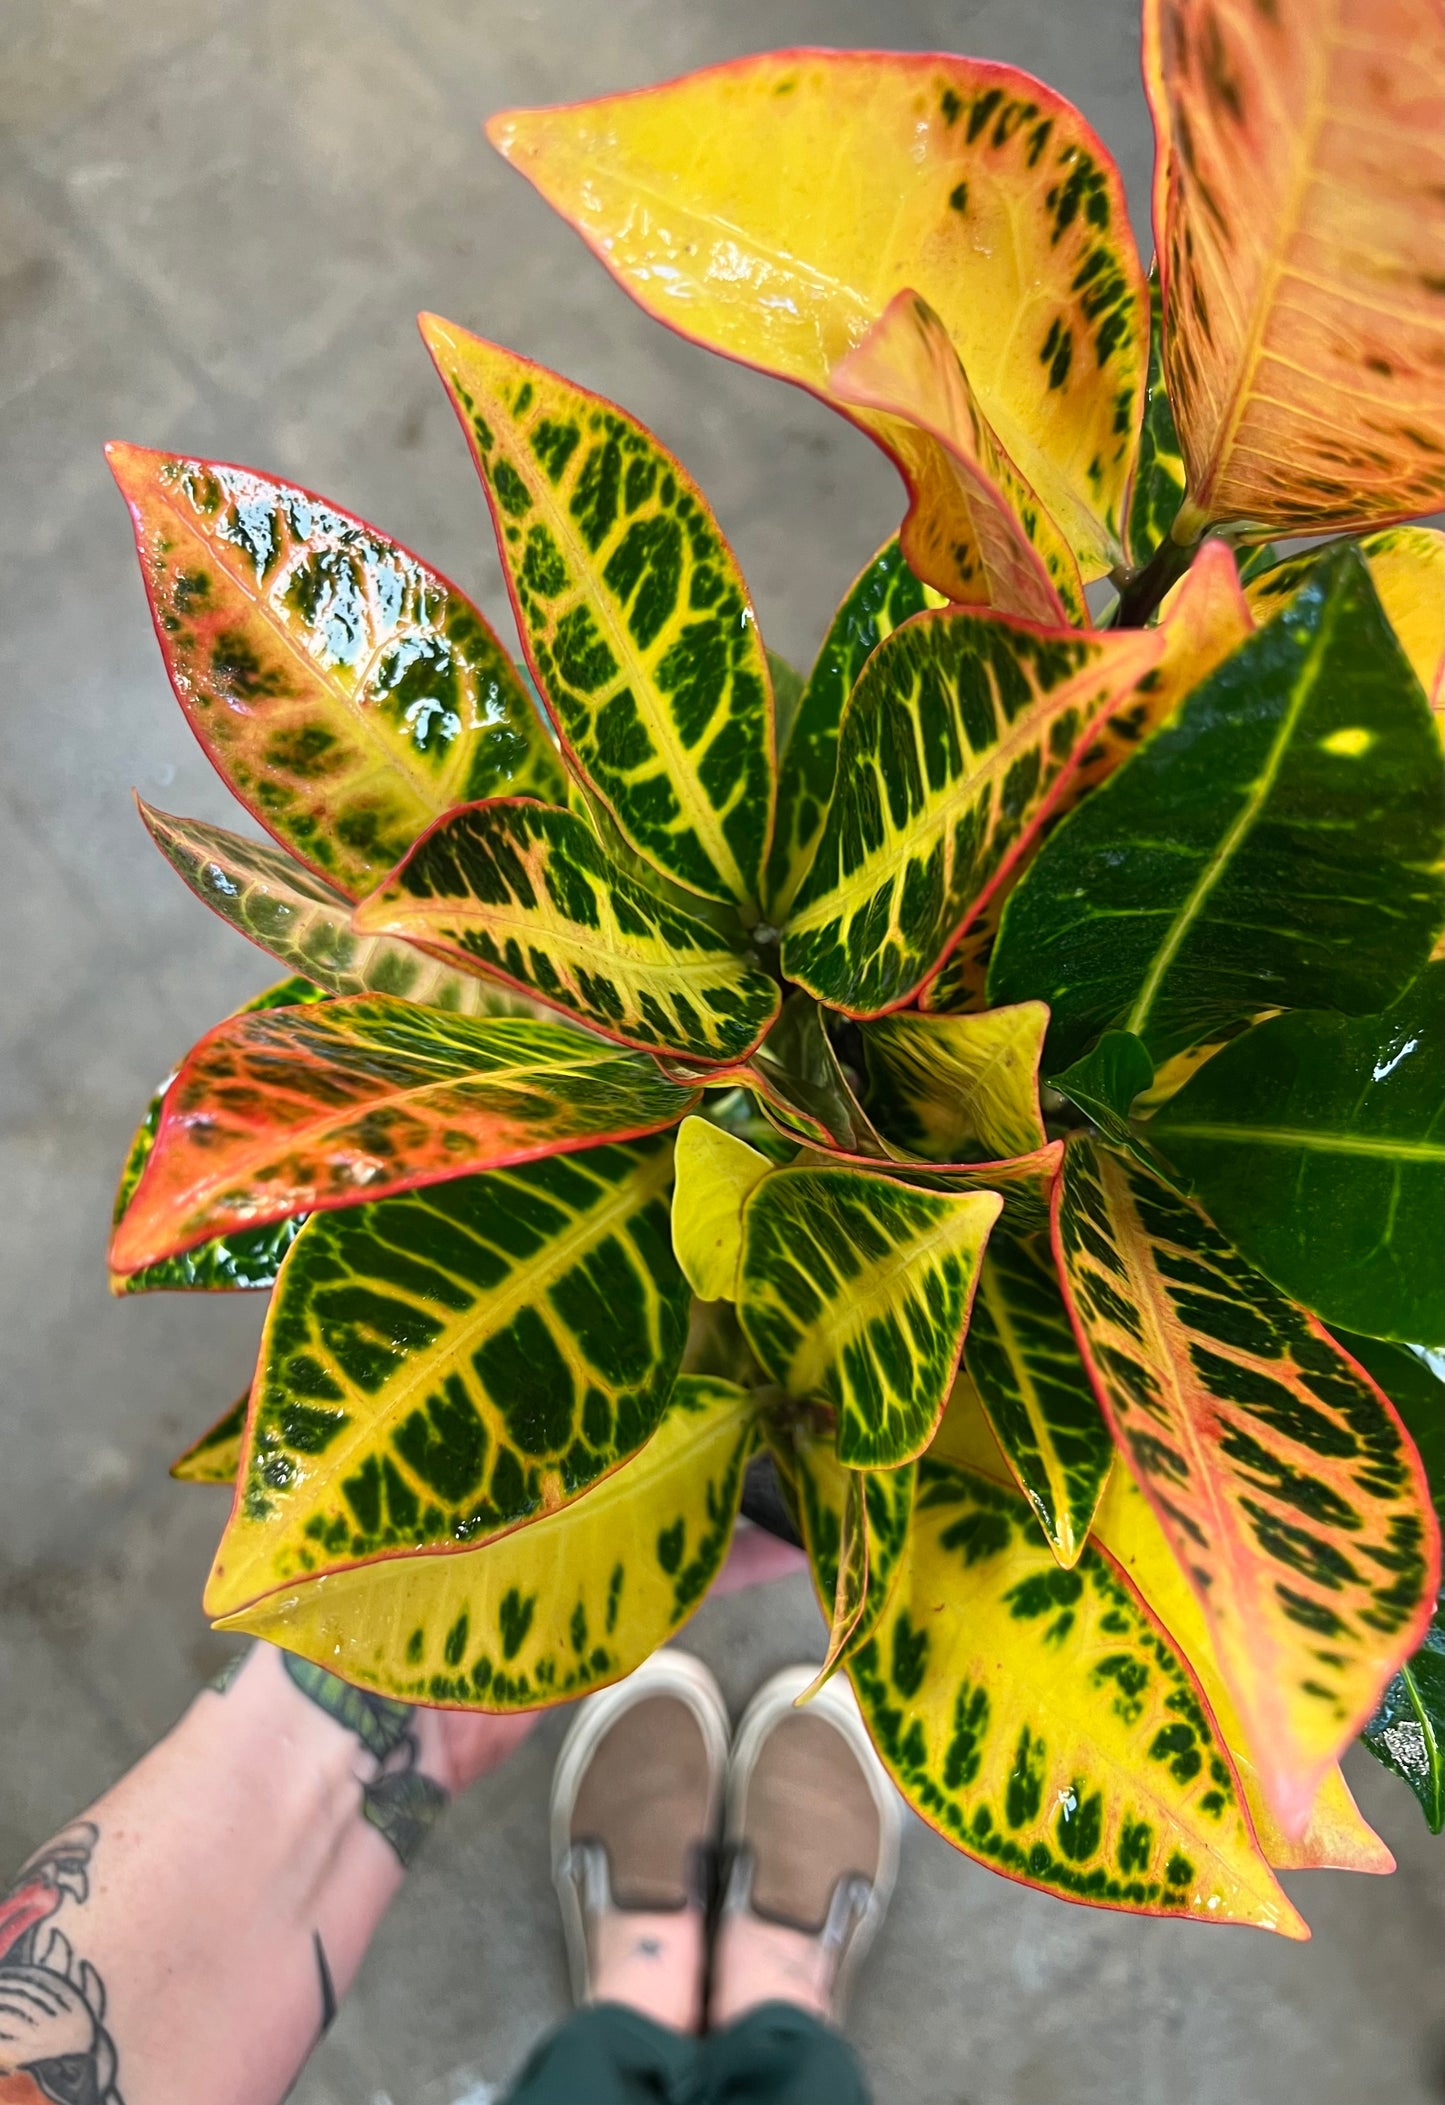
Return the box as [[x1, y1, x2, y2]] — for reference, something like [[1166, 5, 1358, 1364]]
[[710, 1666, 899, 2028], [551, 1650, 728, 2033]]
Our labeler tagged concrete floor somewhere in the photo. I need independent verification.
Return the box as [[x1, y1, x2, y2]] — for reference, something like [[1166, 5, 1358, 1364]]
[[2, 0, 1442, 2098]]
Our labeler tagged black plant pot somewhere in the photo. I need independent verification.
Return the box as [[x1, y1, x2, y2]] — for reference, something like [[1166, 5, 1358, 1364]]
[[739, 1450, 801, 1546]]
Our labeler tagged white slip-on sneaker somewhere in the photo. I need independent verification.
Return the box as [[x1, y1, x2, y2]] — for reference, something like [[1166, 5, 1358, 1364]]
[[719, 1664, 901, 2020], [550, 1648, 731, 2006]]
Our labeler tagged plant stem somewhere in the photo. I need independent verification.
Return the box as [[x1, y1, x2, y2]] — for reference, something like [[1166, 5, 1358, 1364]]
[[1111, 529, 1199, 628]]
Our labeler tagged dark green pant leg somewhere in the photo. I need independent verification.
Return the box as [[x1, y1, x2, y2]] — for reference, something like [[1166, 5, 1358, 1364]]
[[701, 2001, 871, 2105], [502, 2003, 701, 2104]]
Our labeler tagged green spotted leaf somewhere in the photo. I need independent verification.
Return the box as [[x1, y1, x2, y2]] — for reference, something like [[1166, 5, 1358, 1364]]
[[1125, 271, 1186, 566], [846, 1457, 1305, 1933], [860, 1003, 1049, 1164], [109, 1003, 696, 1278], [170, 1394, 248, 1484], [204, 1134, 691, 1620], [670, 1115, 771, 1302], [779, 606, 1164, 1016], [140, 802, 571, 1023], [108, 443, 564, 898], [421, 316, 774, 909], [1053, 1136, 1439, 1833], [213, 1375, 755, 1710], [737, 1165, 1002, 1467], [764, 539, 933, 922], [111, 975, 326, 1295], [989, 546, 1445, 1068], [353, 799, 779, 1062], [1152, 967, 1445, 1346], [962, 1230, 1113, 1568]]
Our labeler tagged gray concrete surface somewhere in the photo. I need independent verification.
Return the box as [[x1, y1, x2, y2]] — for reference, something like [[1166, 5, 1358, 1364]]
[[2, 0, 1442, 2099]]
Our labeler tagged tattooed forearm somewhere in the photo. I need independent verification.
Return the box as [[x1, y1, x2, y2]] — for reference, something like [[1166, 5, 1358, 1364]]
[[278, 1656, 449, 1869], [0, 1820, 123, 2102]]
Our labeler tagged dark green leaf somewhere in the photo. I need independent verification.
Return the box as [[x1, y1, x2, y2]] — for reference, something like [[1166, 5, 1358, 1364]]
[[1152, 967, 1444, 1345], [988, 546, 1445, 1068], [1049, 1030, 1154, 1147]]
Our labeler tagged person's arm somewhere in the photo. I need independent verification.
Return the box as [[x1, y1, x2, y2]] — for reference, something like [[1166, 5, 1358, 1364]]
[[0, 1642, 532, 2105]]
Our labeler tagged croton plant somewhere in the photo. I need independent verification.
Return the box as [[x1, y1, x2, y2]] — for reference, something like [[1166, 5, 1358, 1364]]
[[106, 0, 1444, 1934]]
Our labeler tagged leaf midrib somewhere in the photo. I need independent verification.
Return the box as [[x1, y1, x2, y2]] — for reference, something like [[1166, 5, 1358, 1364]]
[[1158, 1122, 1442, 1164]]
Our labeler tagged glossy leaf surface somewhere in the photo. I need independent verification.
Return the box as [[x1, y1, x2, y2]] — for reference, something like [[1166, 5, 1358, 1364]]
[[1126, 271, 1185, 564], [932, 1372, 1393, 1872], [214, 1375, 754, 1709], [780, 605, 1164, 1016], [1051, 1032, 1155, 1149], [353, 800, 778, 1062], [765, 539, 931, 922], [1153, 967, 1445, 1346], [989, 548, 1445, 1067], [205, 1136, 689, 1618], [963, 1230, 1114, 1568], [670, 1115, 770, 1303], [170, 1395, 247, 1485], [1054, 1138, 1439, 1830], [110, 1003, 695, 1275], [860, 1003, 1048, 1165], [141, 802, 566, 1022], [491, 53, 1147, 580], [847, 1457, 1304, 1932], [1144, 0, 1445, 532], [737, 1166, 1001, 1467], [831, 292, 1085, 622], [1244, 528, 1445, 720], [109, 443, 563, 897], [421, 317, 773, 908]]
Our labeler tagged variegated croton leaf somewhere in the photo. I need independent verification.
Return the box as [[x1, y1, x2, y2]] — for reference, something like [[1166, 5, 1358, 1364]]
[[780, 608, 1165, 1016], [213, 1374, 756, 1710], [846, 1455, 1306, 1934], [1145, 0, 1444, 535], [787, 1429, 916, 1696], [830, 292, 1088, 622], [170, 1395, 248, 1485], [108, 1002, 696, 1277], [420, 316, 775, 910], [1243, 528, 1445, 724], [205, 1134, 690, 1623], [765, 538, 933, 923], [859, 1003, 1049, 1165], [1053, 1136, 1440, 1833], [670, 1116, 771, 1305], [490, 51, 1148, 583], [108, 444, 565, 897], [139, 801, 565, 1022], [352, 799, 779, 1061], [736, 1165, 1001, 1467]]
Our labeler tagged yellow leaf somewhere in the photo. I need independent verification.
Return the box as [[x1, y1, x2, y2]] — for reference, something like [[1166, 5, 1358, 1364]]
[[490, 54, 1148, 580], [848, 1451, 1307, 1933], [831, 292, 1086, 621], [936, 1374, 1392, 1875], [859, 1002, 1049, 1163], [1145, 0, 1445, 533], [670, 1115, 771, 1302], [212, 1375, 756, 1710]]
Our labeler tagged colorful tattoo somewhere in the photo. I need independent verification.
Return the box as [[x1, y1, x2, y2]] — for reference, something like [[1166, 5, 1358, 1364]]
[[0, 1820, 123, 2103], [279, 1656, 448, 1868]]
